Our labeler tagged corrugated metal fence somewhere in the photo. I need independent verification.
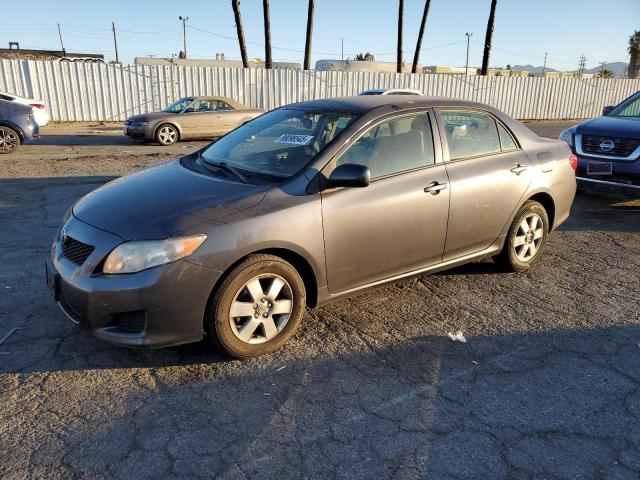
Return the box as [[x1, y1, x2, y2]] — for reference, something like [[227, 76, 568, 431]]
[[2, 59, 639, 122]]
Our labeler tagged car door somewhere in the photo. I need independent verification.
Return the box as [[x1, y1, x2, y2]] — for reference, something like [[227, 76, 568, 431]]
[[321, 110, 450, 293], [179, 99, 223, 138], [217, 100, 245, 131], [435, 109, 532, 261]]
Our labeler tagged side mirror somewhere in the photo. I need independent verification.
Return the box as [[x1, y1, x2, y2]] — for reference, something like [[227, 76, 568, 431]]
[[327, 163, 370, 188], [602, 105, 614, 115]]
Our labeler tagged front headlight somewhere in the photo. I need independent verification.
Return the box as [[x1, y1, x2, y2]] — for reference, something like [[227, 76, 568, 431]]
[[103, 235, 207, 274], [558, 128, 574, 147]]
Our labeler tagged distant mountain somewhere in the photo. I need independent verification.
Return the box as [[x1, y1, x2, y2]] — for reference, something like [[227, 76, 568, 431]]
[[512, 62, 629, 77], [512, 64, 558, 74], [583, 62, 629, 77]]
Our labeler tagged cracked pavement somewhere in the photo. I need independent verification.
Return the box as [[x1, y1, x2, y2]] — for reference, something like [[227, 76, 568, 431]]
[[0, 121, 639, 479]]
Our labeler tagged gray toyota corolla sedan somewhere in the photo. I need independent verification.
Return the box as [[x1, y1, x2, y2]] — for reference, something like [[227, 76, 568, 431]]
[[46, 96, 576, 358]]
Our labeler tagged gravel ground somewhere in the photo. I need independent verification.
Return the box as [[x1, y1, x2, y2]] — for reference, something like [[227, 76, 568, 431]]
[[0, 120, 639, 479]]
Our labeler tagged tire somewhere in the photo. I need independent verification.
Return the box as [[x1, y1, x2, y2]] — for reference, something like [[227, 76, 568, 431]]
[[0, 126, 21, 154], [494, 200, 549, 273], [206, 254, 307, 358], [155, 124, 179, 146]]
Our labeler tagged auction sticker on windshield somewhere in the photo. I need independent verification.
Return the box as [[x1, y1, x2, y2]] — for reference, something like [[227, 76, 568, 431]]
[[275, 134, 314, 145]]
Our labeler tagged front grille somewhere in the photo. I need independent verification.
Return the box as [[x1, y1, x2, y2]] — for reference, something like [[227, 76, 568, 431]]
[[61, 236, 95, 266], [108, 311, 146, 333], [581, 135, 640, 157]]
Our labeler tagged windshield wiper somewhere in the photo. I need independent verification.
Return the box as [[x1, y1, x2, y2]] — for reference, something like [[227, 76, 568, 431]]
[[198, 153, 249, 184]]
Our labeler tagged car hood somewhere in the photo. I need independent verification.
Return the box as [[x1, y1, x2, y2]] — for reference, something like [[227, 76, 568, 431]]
[[575, 115, 640, 138], [127, 112, 177, 123], [72, 159, 268, 240]]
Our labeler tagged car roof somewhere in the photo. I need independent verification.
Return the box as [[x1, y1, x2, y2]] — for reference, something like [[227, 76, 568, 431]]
[[360, 88, 423, 95], [192, 95, 244, 109], [285, 96, 496, 114]]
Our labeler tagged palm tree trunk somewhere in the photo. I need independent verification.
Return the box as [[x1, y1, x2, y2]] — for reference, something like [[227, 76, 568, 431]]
[[480, 0, 497, 76], [303, 0, 314, 70], [628, 31, 640, 79], [412, 0, 431, 73], [262, 0, 272, 69], [231, 0, 249, 69], [397, 0, 404, 73]]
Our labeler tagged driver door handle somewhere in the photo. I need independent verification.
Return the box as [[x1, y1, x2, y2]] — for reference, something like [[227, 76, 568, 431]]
[[424, 181, 448, 194], [510, 163, 528, 174]]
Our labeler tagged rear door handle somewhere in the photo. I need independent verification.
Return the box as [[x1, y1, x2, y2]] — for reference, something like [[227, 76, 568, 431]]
[[424, 181, 448, 194], [510, 163, 528, 174]]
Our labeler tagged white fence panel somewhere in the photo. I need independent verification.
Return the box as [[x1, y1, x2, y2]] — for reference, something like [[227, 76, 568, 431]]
[[1, 59, 640, 121]]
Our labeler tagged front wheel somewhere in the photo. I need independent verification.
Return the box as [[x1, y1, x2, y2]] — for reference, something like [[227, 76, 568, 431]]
[[155, 124, 178, 146], [206, 254, 307, 358], [494, 200, 549, 272], [0, 126, 20, 154]]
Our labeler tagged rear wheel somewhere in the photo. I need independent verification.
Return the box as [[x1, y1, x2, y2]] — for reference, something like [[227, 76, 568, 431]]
[[495, 200, 549, 272], [206, 254, 306, 358], [0, 126, 20, 154], [155, 124, 178, 146]]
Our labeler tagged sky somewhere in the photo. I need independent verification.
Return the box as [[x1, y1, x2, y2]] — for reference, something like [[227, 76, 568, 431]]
[[0, 0, 638, 71]]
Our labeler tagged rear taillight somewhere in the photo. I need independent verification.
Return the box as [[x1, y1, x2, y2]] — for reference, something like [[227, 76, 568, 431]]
[[30, 103, 45, 109], [569, 153, 578, 170]]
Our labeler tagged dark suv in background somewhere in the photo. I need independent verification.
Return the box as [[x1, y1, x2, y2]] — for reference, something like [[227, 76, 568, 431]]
[[559, 90, 640, 183], [0, 99, 40, 154]]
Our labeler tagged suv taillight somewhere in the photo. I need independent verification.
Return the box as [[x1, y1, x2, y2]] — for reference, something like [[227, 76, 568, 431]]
[[569, 153, 578, 170], [30, 103, 45, 109]]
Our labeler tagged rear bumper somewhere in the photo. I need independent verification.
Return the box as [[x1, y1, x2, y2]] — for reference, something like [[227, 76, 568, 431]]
[[47, 215, 221, 347]]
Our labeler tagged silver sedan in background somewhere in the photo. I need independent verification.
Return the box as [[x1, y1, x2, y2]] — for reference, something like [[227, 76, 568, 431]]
[[124, 95, 263, 145]]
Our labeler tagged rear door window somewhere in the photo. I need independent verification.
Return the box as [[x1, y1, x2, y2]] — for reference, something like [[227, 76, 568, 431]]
[[440, 110, 502, 160], [497, 122, 518, 151]]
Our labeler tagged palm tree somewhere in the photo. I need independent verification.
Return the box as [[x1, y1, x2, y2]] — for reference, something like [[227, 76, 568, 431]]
[[628, 30, 640, 79], [262, 0, 272, 69], [397, 0, 404, 73], [412, 0, 431, 73], [231, 0, 249, 68], [480, 0, 498, 76], [303, 0, 314, 70]]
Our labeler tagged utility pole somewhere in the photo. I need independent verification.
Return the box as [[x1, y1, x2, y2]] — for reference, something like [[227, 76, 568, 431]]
[[341, 37, 344, 62], [577, 54, 587, 76], [542, 51, 547, 75], [179, 16, 190, 59], [111, 22, 120, 64], [57, 23, 66, 58], [465, 32, 473, 76]]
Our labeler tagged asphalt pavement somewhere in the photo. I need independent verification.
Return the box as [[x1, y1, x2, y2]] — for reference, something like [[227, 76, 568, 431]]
[[0, 121, 638, 479]]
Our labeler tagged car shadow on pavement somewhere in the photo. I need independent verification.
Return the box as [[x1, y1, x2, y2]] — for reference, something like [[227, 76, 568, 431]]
[[33, 134, 144, 147], [1, 324, 639, 479]]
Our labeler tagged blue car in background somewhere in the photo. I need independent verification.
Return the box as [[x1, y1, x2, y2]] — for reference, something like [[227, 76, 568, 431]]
[[559, 90, 640, 183]]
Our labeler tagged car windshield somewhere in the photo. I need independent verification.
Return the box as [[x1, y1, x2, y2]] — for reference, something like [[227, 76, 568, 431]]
[[163, 98, 193, 113], [608, 92, 640, 118], [200, 108, 358, 180]]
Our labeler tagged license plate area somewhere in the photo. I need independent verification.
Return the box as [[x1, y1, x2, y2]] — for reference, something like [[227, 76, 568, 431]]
[[45, 262, 60, 301], [587, 161, 613, 175]]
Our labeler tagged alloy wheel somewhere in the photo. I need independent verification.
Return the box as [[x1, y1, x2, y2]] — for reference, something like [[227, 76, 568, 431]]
[[513, 213, 544, 262], [0, 127, 18, 153], [158, 126, 177, 144], [229, 274, 294, 344]]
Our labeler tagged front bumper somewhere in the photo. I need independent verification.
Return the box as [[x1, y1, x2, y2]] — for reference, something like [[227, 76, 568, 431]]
[[47, 215, 221, 347], [124, 125, 152, 140], [576, 155, 640, 183]]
